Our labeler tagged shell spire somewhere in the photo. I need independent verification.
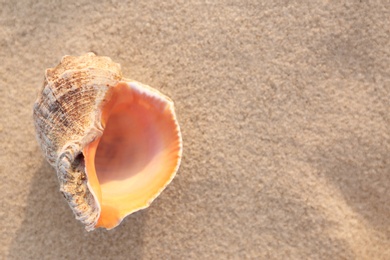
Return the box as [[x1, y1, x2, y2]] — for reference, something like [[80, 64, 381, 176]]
[[33, 53, 182, 230]]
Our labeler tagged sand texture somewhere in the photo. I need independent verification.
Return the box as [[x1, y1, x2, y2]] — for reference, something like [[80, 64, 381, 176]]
[[1, 1, 389, 259]]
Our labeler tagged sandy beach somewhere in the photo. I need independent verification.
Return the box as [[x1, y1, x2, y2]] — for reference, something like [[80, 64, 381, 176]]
[[1, 1, 389, 259]]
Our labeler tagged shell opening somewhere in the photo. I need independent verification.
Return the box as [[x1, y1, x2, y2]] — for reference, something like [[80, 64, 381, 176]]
[[83, 82, 181, 229]]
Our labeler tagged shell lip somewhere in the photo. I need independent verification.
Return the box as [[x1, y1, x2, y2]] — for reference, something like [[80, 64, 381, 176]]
[[84, 81, 183, 230], [104, 81, 183, 230]]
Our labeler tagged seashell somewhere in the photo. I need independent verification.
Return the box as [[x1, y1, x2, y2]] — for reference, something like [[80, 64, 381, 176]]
[[33, 53, 182, 231]]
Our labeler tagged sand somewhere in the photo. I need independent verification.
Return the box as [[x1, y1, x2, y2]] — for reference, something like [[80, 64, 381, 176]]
[[1, 1, 389, 259]]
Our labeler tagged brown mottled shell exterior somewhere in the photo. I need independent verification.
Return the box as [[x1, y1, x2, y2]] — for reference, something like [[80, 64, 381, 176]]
[[33, 53, 124, 230]]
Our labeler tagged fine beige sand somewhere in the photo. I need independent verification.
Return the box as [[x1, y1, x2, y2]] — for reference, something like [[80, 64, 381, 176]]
[[1, 1, 389, 259]]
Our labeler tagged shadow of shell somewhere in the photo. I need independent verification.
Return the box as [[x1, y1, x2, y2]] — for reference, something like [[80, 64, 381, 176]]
[[8, 160, 146, 260]]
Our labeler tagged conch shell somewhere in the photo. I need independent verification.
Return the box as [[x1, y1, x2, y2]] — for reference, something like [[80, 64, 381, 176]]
[[33, 53, 182, 231]]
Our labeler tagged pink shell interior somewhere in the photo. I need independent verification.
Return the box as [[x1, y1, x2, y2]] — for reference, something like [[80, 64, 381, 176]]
[[84, 82, 181, 229]]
